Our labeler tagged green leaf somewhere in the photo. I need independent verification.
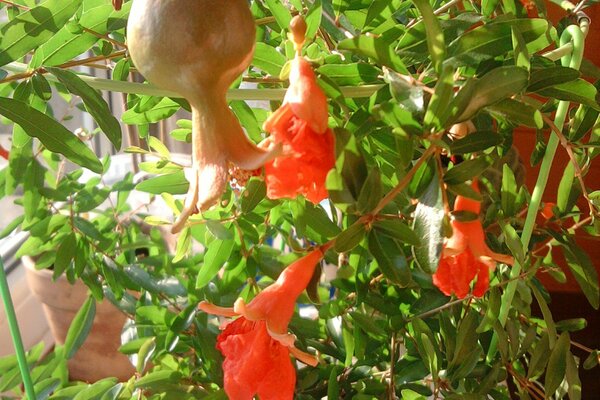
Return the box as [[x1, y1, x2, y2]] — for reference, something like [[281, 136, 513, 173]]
[[73, 378, 119, 400], [566, 352, 582, 400], [327, 366, 341, 399], [444, 157, 492, 185], [64, 296, 96, 359], [334, 222, 366, 253], [511, 25, 530, 70], [0, 0, 82, 67], [46, 67, 122, 150], [447, 18, 553, 67], [527, 332, 550, 379], [133, 370, 183, 389], [53, 233, 76, 278], [338, 35, 409, 74], [583, 350, 599, 370], [373, 219, 421, 247], [501, 164, 518, 217], [477, 287, 501, 333], [317, 63, 381, 86], [357, 169, 382, 213], [253, 42, 286, 76], [449, 130, 502, 154], [264, 0, 292, 30], [538, 79, 600, 110], [412, 172, 444, 274], [121, 97, 180, 124], [305, 0, 322, 40], [349, 311, 387, 338], [136, 171, 189, 195], [196, 239, 235, 289], [241, 178, 266, 214], [173, 227, 192, 263], [38, 4, 130, 67], [562, 239, 600, 309], [527, 66, 581, 92], [545, 332, 570, 396], [455, 66, 529, 122], [368, 231, 412, 286], [411, 0, 445, 73], [0, 97, 102, 173], [486, 98, 543, 129], [424, 65, 455, 131]]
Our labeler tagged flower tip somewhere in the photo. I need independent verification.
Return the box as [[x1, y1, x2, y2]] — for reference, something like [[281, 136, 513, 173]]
[[112, 0, 123, 10], [289, 15, 307, 49]]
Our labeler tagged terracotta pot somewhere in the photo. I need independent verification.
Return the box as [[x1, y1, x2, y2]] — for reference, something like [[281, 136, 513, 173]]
[[23, 257, 135, 382]]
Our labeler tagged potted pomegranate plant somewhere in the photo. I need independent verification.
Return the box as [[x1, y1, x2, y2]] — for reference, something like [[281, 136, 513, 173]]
[[0, 0, 599, 399]]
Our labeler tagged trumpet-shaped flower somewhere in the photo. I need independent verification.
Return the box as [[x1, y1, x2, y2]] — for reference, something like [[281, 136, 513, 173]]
[[433, 182, 514, 298], [0, 144, 8, 160], [112, 0, 122, 10], [199, 249, 324, 400], [262, 19, 335, 204]]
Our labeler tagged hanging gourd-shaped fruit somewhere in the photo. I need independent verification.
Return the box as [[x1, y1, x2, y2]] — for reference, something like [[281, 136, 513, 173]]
[[127, 0, 278, 233]]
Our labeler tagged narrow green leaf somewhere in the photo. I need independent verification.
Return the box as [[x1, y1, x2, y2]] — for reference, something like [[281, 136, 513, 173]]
[[486, 98, 543, 129], [338, 35, 409, 74], [412, 173, 444, 273], [135, 171, 189, 195], [241, 178, 266, 214], [357, 169, 382, 213], [566, 352, 582, 400], [64, 296, 96, 359], [527, 332, 550, 379], [334, 222, 366, 253], [562, 239, 600, 309], [455, 66, 529, 122], [46, 67, 122, 150], [411, 0, 445, 73], [264, 0, 292, 30], [449, 130, 502, 154], [444, 157, 492, 185], [121, 97, 180, 124], [196, 239, 235, 289], [0, 0, 82, 67], [447, 18, 553, 67], [253, 42, 287, 76], [305, 0, 322, 40], [545, 332, 570, 396], [538, 79, 600, 110], [373, 219, 421, 247], [424, 65, 454, 131], [501, 164, 518, 217], [133, 370, 183, 389], [368, 231, 412, 286], [527, 66, 581, 93], [53, 233, 76, 278], [511, 25, 530, 70], [0, 97, 102, 173]]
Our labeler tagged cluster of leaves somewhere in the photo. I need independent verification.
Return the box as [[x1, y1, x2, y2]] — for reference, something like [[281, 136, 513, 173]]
[[0, 0, 599, 399]]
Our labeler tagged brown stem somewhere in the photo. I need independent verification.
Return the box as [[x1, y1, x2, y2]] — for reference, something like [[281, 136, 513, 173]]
[[542, 114, 598, 217]]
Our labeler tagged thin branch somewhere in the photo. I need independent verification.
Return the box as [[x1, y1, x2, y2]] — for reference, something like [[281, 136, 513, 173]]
[[542, 114, 598, 217]]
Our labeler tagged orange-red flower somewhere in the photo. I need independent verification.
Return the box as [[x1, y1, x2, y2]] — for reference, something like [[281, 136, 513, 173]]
[[112, 0, 122, 11], [433, 182, 514, 298], [0, 144, 8, 160], [262, 32, 335, 204], [541, 202, 556, 221], [199, 249, 324, 400]]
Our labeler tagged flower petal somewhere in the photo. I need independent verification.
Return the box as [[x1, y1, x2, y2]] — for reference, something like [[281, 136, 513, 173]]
[[239, 249, 324, 335], [217, 319, 295, 400], [285, 57, 329, 134]]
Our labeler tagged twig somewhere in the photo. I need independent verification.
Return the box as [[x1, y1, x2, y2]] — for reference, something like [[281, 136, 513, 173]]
[[542, 114, 597, 217]]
